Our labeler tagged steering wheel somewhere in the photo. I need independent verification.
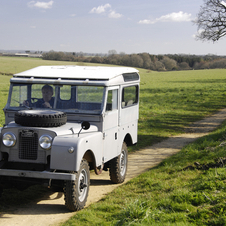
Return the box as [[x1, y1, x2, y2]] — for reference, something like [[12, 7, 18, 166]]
[[22, 98, 39, 108], [30, 98, 39, 103]]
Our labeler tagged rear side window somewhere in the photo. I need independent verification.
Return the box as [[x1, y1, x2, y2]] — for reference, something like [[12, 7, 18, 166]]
[[122, 85, 139, 108], [123, 73, 139, 82]]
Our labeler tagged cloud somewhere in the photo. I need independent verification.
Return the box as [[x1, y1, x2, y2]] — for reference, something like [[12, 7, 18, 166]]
[[108, 10, 122, 19], [139, 11, 192, 24], [28, 1, 54, 9], [138, 19, 155, 25], [90, 4, 111, 14], [90, 4, 122, 19]]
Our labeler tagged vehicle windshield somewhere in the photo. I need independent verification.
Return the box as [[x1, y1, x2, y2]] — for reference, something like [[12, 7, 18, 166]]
[[8, 84, 105, 114]]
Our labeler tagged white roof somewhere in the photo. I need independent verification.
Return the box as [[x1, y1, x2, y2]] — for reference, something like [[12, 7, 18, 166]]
[[14, 66, 139, 80]]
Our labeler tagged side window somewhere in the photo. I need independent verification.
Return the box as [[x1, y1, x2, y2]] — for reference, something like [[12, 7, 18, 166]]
[[122, 85, 138, 108], [10, 85, 28, 107], [106, 89, 118, 111], [60, 85, 72, 100]]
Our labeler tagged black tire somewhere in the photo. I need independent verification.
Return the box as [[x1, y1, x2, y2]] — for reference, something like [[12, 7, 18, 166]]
[[15, 110, 67, 127], [109, 142, 128, 184], [64, 160, 90, 211], [0, 186, 3, 198]]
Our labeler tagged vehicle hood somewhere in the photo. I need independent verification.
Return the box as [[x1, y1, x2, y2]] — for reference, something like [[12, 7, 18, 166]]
[[4, 122, 99, 136]]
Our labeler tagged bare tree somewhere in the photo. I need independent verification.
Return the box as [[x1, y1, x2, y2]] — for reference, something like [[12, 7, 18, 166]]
[[108, 50, 117, 55], [195, 0, 226, 41]]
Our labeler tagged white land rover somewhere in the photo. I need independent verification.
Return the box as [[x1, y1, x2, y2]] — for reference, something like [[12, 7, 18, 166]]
[[0, 66, 140, 211]]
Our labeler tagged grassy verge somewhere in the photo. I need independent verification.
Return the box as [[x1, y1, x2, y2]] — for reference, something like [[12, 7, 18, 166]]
[[62, 120, 226, 226]]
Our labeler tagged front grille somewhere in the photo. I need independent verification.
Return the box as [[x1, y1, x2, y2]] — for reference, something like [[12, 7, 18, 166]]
[[19, 130, 38, 160]]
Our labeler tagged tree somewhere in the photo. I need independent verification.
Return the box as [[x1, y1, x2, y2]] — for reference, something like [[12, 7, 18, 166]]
[[161, 56, 177, 70], [42, 51, 65, 61], [130, 54, 144, 68], [139, 53, 153, 69], [178, 62, 191, 70], [195, 0, 226, 41], [107, 54, 121, 65], [90, 56, 103, 64], [155, 61, 165, 71], [209, 58, 226, 68], [108, 50, 117, 55]]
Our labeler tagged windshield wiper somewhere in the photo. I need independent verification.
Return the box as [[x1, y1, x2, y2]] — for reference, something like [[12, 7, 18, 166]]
[[12, 99, 33, 110]]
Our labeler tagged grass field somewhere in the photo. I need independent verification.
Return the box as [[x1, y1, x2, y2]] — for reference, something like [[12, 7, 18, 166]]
[[137, 68, 226, 150], [1, 56, 226, 225], [1, 56, 226, 149]]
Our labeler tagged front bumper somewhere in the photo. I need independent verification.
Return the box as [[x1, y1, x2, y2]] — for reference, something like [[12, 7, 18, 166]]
[[0, 169, 76, 181]]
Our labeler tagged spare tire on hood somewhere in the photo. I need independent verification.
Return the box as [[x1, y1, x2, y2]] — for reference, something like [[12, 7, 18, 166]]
[[15, 110, 67, 127]]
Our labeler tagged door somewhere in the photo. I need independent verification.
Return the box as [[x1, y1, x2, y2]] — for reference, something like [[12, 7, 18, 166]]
[[103, 87, 119, 162]]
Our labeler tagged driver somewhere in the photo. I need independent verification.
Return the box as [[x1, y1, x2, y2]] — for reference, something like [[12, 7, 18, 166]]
[[23, 85, 54, 108]]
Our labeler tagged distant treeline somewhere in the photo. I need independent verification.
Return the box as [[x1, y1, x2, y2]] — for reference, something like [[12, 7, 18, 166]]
[[42, 51, 226, 71]]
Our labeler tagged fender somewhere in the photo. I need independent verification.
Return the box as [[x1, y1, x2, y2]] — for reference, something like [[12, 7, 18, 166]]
[[118, 120, 138, 149], [50, 132, 103, 172]]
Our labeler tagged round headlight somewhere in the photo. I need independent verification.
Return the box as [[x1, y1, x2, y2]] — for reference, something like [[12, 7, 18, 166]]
[[39, 135, 52, 150], [3, 132, 16, 147]]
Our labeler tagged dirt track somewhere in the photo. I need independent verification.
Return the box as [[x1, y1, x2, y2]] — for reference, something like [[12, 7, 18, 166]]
[[1, 108, 226, 226]]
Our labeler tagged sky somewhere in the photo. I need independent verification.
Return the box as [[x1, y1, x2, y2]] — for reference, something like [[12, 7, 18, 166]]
[[1, 0, 226, 55]]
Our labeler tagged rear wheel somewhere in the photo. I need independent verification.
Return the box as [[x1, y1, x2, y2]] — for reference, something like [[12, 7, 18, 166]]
[[109, 142, 128, 184], [64, 160, 90, 211]]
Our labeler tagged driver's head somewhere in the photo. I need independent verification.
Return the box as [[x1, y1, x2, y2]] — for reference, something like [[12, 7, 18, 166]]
[[42, 85, 53, 102]]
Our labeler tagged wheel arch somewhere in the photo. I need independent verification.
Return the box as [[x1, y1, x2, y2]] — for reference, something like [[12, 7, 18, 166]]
[[82, 149, 96, 171], [124, 133, 133, 147]]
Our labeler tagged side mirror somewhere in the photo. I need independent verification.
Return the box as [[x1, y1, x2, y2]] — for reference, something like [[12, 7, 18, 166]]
[[78, 121, 90, 137], [81, 121, 90, 130]]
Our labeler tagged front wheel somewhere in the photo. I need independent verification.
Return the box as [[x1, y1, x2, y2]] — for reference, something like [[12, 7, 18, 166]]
[[64, 160, 90, 211], [109, 142, 128, 184]]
